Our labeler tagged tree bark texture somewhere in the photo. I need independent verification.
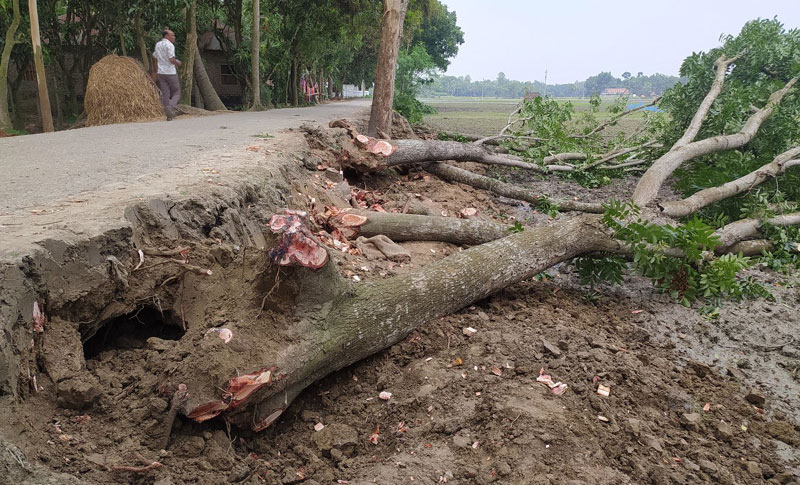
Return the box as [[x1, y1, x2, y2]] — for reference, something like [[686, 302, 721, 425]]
[[367, 0, 408, 137], [715, 212, 800, 251], [673, 55, 739, 149], [193, 46, 227, 111], [249, 0, 263, 110], [28, 0, 54, 133], [180, 0, 197, 106], [351, 210, 509, 245], [135, 12, 149, 72], [0, 0, 21, 131], [182, 214, 616, 428]]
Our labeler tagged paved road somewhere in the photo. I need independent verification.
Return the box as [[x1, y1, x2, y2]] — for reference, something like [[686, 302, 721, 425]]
[[0, 100, 370, 213]]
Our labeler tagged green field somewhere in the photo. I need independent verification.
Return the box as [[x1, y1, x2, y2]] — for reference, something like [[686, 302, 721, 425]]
[[420, 96, 655, 138]]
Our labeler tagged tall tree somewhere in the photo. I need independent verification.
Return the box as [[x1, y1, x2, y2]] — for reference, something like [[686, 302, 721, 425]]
[[192, 44, 226, 110], [179, 0, 197, 105], [248, 0, 263, 110], [0, 0, 22, 131], [27, 0, 52, 132], [367, 0, 407, 137]]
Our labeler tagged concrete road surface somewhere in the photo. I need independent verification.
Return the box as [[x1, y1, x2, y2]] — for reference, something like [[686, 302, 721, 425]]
[[0, 100, 370, 213]]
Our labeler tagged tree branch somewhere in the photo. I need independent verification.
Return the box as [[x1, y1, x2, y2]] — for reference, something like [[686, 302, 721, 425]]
[[574, 97, 662, 139], [581, 140, 658, 171], [659, 146, 800, 217], [632, 75, 798, 206], [340, 210, 510, 246], [673, 54, 741, 149], [424, 163, 604, 213], [715, 211, 800, 251]]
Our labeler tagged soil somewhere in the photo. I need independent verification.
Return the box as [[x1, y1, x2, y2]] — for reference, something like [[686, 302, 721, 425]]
[[0, 118, 798, 485]]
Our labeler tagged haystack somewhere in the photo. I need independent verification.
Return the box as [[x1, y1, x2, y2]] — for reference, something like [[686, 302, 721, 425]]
[[85, 55, 165, 126]]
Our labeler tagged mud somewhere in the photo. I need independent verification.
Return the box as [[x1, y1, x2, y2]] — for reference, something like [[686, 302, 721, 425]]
[[0, 123, 798, 485]]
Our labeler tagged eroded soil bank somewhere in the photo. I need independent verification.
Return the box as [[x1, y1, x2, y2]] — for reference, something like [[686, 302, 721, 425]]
[[1, 124, 799, 484]]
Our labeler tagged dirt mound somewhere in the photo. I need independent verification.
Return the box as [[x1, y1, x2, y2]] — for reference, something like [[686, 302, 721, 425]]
[[0, 126, 798, 484], [84, 55, 164, 126]]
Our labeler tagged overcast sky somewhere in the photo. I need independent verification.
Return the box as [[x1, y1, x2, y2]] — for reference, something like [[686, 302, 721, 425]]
[[439, 0, 800, 84]]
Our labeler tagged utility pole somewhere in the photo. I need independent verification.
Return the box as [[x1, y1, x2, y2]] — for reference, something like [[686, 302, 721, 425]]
[[543, 69, 548, 98], [28, 0, 53, 132]]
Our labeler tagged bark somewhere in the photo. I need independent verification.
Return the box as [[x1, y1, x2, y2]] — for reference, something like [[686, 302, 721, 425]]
[[193, 46, 227, 111], [425, 163, 605, 213], [0, 0, 21, 131], [715, 212, 800, 252], [333, 123, 574, 173], [348, 210, 509, 246], [659, 146, 800, 217], [180, 0, 197, 106], [673, 55, 739, 149], [134, 12, 149, 72], [633, 76, 798, 206], [28, 0, 54, 132], [182, 214, 617, 428], [191, 74, 204, 109], [367, 0, 408, 137], [249, 0, 264, 110]]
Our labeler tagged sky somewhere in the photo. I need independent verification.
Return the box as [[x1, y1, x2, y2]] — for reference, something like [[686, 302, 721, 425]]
[[439, 0, 800, 84]]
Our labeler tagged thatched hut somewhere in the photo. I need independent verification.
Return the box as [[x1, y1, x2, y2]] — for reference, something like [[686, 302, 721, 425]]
[[85, 55, 165, 126]]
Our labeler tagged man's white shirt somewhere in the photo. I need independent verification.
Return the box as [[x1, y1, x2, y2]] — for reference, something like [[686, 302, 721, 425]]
[[153, 38, 177, 75]]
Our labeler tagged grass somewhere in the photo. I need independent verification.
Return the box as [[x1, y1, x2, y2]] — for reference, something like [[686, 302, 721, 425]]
[[420, 96, 655, 138]]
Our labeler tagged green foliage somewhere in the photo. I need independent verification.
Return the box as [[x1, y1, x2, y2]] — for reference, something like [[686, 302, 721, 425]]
[[573, 256, 626, 288], [760, 221, 800, 273], [507, 221, 525, 233], [419, 71, 683, 98], [662, 18, 800, 219], [393, 43, 437, 123], [597, 200, 772, 304]]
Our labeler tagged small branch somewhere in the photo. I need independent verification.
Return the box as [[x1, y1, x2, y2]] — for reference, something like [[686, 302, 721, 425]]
[[598, 159, 648, 170], [574, 97, 661, 139], [582, 140, 658, 171], [111, 461, 163, 473], [425, 162, 604, 213], [160, 384, 189, 450], [142, 246, 190, 257]]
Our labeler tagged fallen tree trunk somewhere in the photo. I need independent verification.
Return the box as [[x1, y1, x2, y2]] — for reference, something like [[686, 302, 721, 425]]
[[178, 214, 618, 429]]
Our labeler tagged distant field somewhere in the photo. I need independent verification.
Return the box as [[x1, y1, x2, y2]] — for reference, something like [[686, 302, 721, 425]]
[[420, 96, 655, 138]]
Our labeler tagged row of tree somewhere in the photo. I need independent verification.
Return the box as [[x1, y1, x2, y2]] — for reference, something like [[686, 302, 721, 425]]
[[0, 0, 464, 132], [419, 71, 684, 98]]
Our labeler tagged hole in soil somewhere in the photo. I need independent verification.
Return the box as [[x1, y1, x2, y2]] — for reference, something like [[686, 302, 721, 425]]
[[83, 306, 185, 359]]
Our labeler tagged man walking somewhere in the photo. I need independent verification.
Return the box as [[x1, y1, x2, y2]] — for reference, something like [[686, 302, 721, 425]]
[[152, 29, 182, 120]]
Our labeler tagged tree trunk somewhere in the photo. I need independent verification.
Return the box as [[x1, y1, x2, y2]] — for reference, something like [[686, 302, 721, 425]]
[[134, 12, 150, 72], [291, 59, 298, 106], [28, 0, 54, 133], [179, 214, 617, 428], [0, 0, 21, 131], [191, 74, 204, 109], [118, 29, 127, 56], [367, 0, 408, 138], [180, 0, 197, 106], [193, 46, 227, 111], [249, 0, 263, 110]]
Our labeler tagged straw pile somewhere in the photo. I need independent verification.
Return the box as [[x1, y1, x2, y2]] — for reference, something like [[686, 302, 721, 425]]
[[85, 55, 165, 126]]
